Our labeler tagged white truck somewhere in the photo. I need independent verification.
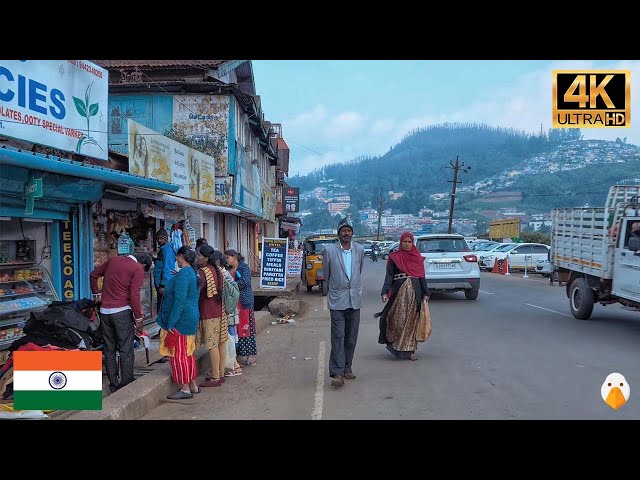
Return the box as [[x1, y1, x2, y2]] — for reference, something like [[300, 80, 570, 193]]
[[551, 185, 640, 320]]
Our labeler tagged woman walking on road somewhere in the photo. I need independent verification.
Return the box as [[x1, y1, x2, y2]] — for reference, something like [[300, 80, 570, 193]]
[[375, 231, 430, 361], [225, 249, 257, 367]]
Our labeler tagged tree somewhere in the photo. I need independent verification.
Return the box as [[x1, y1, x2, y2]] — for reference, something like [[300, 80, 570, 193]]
[[344, 206, 370, 237], [519, 231, 550, 245], [474, 217, 490, 237], [538, 223, 551, 235]]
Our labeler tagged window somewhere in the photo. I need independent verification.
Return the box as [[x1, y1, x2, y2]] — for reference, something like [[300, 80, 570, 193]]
[[416, 238, 469, 253], [623, 220, 638, 248], [512, 246, 532, 255], [531, 245, 549, 254]]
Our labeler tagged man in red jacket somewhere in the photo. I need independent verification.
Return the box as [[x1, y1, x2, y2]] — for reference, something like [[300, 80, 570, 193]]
[[91, 253, 152, 393]]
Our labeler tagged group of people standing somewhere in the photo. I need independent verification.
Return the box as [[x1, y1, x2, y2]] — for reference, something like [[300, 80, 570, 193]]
[[90, 229, 258, 400], [323, 218, 431, 387], [91, 217, 432, 399], [155, 234, 258, 400]]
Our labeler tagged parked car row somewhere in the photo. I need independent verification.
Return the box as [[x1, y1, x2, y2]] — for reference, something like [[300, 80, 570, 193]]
[[478, 242, 550, 271]]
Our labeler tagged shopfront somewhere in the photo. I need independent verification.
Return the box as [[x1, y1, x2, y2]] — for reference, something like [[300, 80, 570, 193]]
[[0, 148, 178, 362]]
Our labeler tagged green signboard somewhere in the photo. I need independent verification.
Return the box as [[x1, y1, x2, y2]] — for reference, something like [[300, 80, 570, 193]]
[[24, 171, 43, 215]]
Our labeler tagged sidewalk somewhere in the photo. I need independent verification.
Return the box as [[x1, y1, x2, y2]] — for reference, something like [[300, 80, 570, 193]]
[[50, 276, 303, 420]]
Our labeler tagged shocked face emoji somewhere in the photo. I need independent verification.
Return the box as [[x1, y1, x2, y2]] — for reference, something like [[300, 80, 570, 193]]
[[601, 373, 630, 410]]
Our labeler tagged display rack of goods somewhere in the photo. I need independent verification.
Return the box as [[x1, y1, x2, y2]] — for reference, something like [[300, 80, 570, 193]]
[[0, 264, 59, 362]]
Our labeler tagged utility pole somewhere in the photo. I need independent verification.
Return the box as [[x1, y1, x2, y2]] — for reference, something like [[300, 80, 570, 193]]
[[376, 191, 385, 241], [446, 156, 470, 234]]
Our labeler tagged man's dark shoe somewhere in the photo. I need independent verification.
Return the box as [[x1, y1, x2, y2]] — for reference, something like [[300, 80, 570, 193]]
[[331, 375, 345, 387], [344, 372, 356, 380]]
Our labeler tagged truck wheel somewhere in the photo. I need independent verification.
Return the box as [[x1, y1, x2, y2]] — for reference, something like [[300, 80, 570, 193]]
[[306, 285, 313, 292], [322, 281, 328, 296], [465, 288, 479, 300], [570, 278, 595, 320]]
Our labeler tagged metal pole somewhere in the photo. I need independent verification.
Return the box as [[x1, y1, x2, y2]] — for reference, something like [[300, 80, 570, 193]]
[[447, 157, 459, 234], [376, 192, 384, 241]]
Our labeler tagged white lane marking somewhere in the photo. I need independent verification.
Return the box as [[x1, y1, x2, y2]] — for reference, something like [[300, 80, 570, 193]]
[[312, 341, 326, 420], [323, 301, 328, 311], [525, 303, 574, 318], [479, 290, 495, 295]]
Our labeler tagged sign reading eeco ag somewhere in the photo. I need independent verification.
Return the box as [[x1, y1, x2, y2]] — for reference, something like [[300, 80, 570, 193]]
[[0, 60, 109, 160]]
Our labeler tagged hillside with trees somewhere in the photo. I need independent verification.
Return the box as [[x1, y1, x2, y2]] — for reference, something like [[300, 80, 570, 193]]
[[290, 123, 640, 234]]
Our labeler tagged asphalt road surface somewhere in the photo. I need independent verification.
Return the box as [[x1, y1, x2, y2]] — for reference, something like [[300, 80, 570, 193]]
[[141, 258, 640, 420]]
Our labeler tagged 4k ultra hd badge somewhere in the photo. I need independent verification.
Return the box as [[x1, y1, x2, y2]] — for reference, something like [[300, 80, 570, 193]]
[[553, 70, 631, 128]]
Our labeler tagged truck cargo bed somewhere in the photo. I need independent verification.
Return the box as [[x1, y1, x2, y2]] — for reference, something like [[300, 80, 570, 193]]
[[551, 207, 610, 278]]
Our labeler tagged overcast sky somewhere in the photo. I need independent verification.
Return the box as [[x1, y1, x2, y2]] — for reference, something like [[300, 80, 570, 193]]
[[252, 60, 640, 176]]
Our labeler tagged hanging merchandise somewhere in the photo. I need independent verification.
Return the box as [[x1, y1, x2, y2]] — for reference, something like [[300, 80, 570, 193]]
[[184, 219, 196, 249], [117, 230, 135, 255], [170, 223, 183, 252]]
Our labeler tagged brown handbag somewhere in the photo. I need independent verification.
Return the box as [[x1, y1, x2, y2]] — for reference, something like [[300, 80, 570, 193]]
[[416, 297, 432, 342]]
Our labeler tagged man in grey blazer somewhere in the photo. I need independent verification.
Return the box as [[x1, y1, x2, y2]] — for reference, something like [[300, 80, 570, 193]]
[[323, 217, 365, 387]]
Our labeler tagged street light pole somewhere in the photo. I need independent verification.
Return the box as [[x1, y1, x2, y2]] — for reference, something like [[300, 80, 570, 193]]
[[376, 191, 384, 241]]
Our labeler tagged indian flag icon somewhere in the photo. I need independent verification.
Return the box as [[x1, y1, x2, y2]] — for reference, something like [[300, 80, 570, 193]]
[[13, 351, 103, 410]]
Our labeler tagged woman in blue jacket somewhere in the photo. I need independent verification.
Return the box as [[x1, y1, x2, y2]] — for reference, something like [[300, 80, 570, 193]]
[[157, 246, 201, 399]]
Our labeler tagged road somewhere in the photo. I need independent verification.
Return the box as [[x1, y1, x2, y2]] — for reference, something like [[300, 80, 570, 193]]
[[141, 258, 640, 420]]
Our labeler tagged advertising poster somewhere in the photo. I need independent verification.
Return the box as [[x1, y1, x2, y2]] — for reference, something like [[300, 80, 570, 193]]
[[189, 148, 216, 202], [260, 238, 288, 289], [214, 177, 233, 206], [128, 119, 217, 202], [0, 60, 108, 160], [283, 187, 300, 213], [287, 249, 303, 277], [171, 95, 230, 177]]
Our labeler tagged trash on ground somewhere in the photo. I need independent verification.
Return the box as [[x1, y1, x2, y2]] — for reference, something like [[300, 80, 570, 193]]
[[276, 315, 295, 324], [304, 357, 313, 360], [291, 356, 296, 360]]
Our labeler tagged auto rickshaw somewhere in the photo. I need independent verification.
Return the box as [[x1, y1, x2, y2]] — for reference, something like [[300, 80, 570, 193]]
[[301, 234, 338, 295]]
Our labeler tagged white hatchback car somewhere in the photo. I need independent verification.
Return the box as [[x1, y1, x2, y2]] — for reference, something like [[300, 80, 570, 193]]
[[414, 234, 481, 300]]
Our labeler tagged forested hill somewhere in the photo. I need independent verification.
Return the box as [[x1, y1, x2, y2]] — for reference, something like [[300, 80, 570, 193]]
[[290, 123, 640, 220]]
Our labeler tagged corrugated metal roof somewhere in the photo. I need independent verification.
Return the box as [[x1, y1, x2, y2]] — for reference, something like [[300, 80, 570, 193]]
[[93, 60, 228, 70]]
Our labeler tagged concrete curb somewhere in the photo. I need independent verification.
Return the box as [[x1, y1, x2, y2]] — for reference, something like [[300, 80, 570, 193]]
[[61, 310, 276, 420]]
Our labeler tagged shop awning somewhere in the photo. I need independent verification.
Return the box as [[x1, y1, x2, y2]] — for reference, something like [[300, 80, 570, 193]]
[[125, 187, 243, 215], [0, 146, 179, 193]]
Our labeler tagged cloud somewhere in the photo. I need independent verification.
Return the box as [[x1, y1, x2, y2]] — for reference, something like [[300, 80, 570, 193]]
[[289, 150, 353, 176], [287, 104, 328, 130], [371, 119, 396, 134], [323, 111, 365, 139], [283, 61, 640, 176]]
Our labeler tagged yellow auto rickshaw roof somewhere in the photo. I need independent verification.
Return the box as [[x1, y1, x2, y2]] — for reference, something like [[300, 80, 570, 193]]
[[305, 235, 338, 241]]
